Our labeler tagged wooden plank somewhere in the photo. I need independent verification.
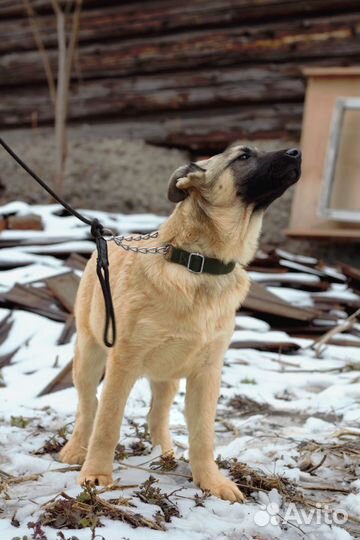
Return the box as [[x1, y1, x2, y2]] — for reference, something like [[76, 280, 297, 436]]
[[0, 283, 67, 322], [46, 272, 80, 313], [278, 260, 345, 283], [0, 235, 87, 248], [341, 263, 360, 289], [230, 340, 300, 353], [37, 359, 73, 396], [242, 281, 318, 321], [311, 293, 360, 309], [1, 13, 359, 87], [318, 337, 360, 347], [2, 1, 360, 52], [286, 227, 360, 240], [57, 314, 76, 345], [254, 279, 330, 292], [65, 253, 88, 271], [0, 311, 13, 346], [5, 214, 43, 230]]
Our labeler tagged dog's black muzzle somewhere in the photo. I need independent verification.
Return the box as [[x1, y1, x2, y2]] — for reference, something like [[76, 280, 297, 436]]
[[242, 148, 302, 210]]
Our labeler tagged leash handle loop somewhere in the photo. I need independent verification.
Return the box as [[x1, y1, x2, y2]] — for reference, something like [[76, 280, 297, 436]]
[[94, 235, 116, 348]]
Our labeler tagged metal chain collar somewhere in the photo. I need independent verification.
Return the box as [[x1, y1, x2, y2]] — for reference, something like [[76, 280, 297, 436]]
[[107, 230, 170, 255]]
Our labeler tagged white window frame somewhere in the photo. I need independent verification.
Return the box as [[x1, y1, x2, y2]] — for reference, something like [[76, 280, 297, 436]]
[[319, 97, 360, 223]]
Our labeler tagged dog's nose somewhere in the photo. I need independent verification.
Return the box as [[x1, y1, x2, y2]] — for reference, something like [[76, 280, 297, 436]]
[[285, 148, 301, 159]]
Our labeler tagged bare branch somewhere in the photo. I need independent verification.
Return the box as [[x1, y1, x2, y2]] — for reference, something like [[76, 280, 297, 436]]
[[22, 0, 56, 104], [53, 3, 68, 194], [312, 307, 360, 357], [65, 0, 83, 117]]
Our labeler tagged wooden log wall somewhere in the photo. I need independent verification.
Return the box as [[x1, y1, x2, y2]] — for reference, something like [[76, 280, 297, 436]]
[[1, 0, 360, 152]]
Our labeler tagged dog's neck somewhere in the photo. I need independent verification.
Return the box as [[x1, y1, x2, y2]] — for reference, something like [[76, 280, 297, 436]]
[[160, 196, 263, 266]]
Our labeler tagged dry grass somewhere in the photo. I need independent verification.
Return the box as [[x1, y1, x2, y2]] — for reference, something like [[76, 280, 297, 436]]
[[39, 481, 165, 531], [217, 458, 311, 507]]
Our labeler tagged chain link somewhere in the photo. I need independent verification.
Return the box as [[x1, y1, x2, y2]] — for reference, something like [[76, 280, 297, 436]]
[[108, 230, 170, 255]]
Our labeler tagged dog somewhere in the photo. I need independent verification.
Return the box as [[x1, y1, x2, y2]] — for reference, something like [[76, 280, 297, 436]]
[[60, 143, 301, 502]]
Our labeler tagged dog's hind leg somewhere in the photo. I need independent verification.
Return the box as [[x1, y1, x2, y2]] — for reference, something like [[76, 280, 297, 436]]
[[60, 332, 106, 465], [147, 380, 179, 454]]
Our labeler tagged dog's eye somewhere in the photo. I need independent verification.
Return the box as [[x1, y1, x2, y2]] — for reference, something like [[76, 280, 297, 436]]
[[239, 153, 251, 161]]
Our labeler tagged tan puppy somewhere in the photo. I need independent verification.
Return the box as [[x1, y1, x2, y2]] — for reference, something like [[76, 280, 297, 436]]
[[60, 143, 301, 502]]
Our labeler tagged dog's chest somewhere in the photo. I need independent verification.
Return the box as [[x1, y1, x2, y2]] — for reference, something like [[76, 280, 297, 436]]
[[137, 296, 235, 380]]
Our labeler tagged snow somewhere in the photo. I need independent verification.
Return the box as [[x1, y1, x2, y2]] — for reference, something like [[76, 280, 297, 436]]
[[0, 203, 359, 540]]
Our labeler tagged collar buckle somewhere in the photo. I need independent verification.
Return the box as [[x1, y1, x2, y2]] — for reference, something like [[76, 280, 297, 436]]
[[187, 252, 205, 273]]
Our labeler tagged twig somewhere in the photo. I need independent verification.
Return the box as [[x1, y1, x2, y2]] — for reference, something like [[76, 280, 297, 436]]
[[269, 367, 342, 374], [276, 511, 305, 536], [50, 465, 81, 473], [307, 454, 327, 474], [312, 307, 360, 357], [298, 483, 350, 494], [9, 473, 41, 484], [271, 357, 301, 368], [333, 429, 360, 439], [116, 461, 192, 480]]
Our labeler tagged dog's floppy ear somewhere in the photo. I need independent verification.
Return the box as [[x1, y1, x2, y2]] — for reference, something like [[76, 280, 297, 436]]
[[167, 162, 206, 203]]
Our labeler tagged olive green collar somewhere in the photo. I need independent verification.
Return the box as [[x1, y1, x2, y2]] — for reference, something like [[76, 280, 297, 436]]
[[168, 246, 236, 275]]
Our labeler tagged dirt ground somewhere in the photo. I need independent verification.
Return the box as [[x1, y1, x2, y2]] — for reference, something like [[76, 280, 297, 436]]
[[1, 126, 359, 265]]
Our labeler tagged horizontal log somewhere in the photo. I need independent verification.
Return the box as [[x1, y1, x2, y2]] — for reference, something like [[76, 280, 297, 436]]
[[2, 0, 358, 20], [0, 103, 303, 152], [1, 13, 359, 87], [63, 103, 303, 152], [0, 0, 113, 18], [0, 64, 306, 126], [1, 0, 360, 53]]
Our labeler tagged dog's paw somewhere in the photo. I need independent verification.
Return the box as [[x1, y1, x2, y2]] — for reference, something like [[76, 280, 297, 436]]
[[59, 441, 87, 465], [195, 471, 245, 503], [78, 468, 113, 487]]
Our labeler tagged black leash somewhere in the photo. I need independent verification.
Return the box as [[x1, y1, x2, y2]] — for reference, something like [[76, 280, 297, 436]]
[[0, 137, 116, 348]]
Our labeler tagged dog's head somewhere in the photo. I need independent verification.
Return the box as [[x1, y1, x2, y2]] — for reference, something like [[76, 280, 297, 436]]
[[168, 143, 301, 212]]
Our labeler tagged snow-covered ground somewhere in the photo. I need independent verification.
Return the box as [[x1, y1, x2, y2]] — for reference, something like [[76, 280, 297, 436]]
[[0, 203, 359, 540]]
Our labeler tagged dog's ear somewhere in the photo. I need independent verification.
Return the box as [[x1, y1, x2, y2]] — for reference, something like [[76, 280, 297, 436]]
[[167, 163, 206, 203]]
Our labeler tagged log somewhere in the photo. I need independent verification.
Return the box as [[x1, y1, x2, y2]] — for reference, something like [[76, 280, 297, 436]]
[[1, 0, 359, 53], [48, 103, 302, 152], [0, 0, 104, 18], [1, 13, 359, 86], [0, 64, 306, 126]]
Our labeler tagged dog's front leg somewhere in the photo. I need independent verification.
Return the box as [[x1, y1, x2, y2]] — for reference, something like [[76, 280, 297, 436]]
[[186, 350, 244, 503], [78, 352, 138, 486]]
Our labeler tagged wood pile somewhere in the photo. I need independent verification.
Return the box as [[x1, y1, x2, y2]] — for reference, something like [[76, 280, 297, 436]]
[[243, 250, 360, 341], [1, 0, 360, 151]]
